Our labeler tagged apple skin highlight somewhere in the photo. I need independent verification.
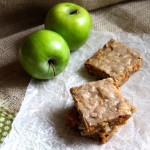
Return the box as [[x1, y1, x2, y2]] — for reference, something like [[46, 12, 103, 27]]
[[19, 30, 70, 79], [45, 2, 92, 51]]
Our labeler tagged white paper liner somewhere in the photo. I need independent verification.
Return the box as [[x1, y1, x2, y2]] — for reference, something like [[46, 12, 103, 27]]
[[1, 31, 150, 150]]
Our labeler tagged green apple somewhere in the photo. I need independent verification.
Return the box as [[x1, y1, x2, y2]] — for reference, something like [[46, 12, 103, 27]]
[[45, 2, 92, 51], [19, 30, 70, 79]]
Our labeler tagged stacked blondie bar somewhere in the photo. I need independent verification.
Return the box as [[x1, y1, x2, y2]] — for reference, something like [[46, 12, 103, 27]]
[[65, 39, 142, 144]]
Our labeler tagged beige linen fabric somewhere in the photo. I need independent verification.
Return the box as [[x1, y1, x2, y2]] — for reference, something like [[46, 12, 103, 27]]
[[0, 0, 127, 39], [0, 0, 127, 11], [0, 0, 150, 113], [0, 26, 42, 113], [91, 0, 150, 33]]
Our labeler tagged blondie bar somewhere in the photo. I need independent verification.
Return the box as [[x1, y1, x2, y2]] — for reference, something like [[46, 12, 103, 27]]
[[85, 39, 142, 86], [66, 78, 136, 143]]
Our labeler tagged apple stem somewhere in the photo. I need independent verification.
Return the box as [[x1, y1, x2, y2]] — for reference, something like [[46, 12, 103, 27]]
[[69, 9, 78, 15], [48, 60, 56, 76]]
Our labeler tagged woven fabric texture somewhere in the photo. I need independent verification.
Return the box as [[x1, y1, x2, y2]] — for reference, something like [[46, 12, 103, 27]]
[[0, 107, 15, 144], [0, 0, 128, 39]]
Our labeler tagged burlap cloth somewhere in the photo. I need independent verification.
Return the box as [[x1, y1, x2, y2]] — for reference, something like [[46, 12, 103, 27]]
[[0, 0, 150, 113]]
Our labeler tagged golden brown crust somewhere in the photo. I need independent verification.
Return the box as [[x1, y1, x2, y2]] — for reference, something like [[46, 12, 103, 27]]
[[65, 107, 128, 144], [70, 78, 135, 132], [85, 39, 143, 86]]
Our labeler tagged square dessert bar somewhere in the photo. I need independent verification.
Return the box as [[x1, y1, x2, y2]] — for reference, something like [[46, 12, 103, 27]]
[[85, 39, 142, 86], [65, 107, 120, 144], [67, 78, 136, 144]]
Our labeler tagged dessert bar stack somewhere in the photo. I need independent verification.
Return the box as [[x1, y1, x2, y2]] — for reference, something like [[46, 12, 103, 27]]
[[66, 39, 142, 144]]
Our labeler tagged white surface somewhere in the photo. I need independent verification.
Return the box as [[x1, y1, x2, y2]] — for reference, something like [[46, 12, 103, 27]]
[[1, 31, 150, 150]]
